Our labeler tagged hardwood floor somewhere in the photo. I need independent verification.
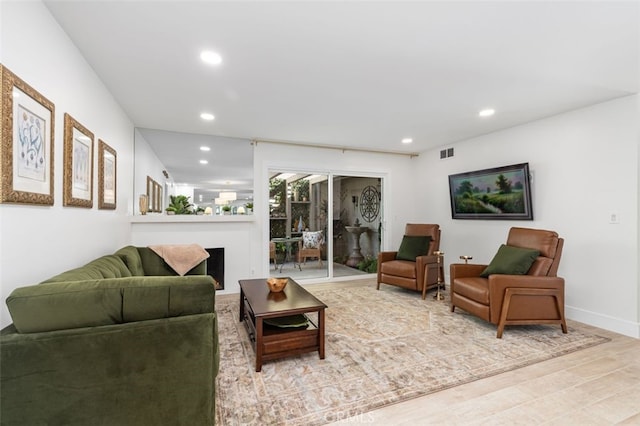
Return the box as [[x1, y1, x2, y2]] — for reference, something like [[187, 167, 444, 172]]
[[219, 279, 640, 425], [339, 326, 640, 425]]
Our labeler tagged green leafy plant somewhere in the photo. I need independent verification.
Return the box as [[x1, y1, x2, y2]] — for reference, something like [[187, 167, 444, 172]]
[[357, 256, 378, 273], [166, 195, 193, 215], [245, 202, 254, 209], [222, 204, 231, 212]]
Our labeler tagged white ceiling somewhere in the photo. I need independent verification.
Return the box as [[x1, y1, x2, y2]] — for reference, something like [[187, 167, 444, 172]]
[[44, 1, 639, 182]]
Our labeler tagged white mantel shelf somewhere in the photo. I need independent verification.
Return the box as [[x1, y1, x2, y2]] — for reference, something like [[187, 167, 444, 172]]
[[130, 214, 255, 223]]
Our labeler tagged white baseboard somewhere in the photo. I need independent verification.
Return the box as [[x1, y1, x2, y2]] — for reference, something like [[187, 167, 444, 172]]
[[566, 305, 640, 338]]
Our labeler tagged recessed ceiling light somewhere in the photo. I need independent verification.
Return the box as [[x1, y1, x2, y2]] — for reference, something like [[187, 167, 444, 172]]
[[200, 50, 222, 65], [401, 138, 413, 144], [200, 112, 215, 121], [199, 160, 208, 165], [479, 108, 495, 117], [200, 146, 211, 152]]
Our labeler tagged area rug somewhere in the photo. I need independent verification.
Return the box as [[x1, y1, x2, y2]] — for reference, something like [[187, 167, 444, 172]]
[[214, 282, 609, 425]]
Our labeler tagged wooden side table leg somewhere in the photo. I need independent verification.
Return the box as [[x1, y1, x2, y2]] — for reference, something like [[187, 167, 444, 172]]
[[255, 318, 264, 372], [318, 309, 325, 360], [239, 288, 245, 322]]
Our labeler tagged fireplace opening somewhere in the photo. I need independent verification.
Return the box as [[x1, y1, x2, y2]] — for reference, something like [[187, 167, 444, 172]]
[[205, 248, 224, 290]]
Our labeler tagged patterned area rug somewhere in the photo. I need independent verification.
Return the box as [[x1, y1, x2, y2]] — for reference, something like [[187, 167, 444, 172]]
[[215, 283, 609, 425]]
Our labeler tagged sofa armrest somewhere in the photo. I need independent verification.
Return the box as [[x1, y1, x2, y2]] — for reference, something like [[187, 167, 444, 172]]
[[7, 276, 216, 333]]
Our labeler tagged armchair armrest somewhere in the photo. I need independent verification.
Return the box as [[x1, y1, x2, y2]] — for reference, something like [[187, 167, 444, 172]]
[[488, 274, 565, 322], [450, 263, 487, 281], [416, 254, 437, 265], [378, 251, 398, 263]]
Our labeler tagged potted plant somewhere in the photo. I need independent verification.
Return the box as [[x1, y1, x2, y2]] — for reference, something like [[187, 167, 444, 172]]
[[245, 202, 254, 214], [166, 195, 193, 215], [222, 205, 231, 215]]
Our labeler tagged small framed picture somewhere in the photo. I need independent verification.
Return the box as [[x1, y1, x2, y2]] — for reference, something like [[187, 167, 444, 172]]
[[0, 65, 55, 205], [98, 139, 116, 210], [63, 113, 94, 208]]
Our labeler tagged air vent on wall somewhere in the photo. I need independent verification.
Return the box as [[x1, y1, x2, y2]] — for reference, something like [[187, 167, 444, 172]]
[[439, 147, 454, 159]]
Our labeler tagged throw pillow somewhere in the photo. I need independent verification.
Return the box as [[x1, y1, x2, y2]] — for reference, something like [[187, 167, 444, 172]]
[[303, 231, 324, 249], [480, 244, 540, 277], [396, 235, 432, 261]]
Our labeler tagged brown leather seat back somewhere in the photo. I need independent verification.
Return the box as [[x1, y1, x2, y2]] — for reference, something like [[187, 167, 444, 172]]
[[405, 223, 440, 255], [506, 227, 563, 277]]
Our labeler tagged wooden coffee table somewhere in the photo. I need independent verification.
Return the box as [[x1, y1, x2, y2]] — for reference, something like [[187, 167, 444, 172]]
[[239, 278, 327, 372]]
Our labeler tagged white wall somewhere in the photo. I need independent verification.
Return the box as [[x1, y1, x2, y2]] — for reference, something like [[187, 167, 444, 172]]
[[417, 95, 639, 338], [0, 1, 134, 326], [133, 128, 168, 212]]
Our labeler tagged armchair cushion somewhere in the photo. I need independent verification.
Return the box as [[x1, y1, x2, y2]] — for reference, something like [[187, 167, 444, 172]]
[[480, 244, 540, 278], [396, 235, 432, 261], [302, 231, 324, 249]]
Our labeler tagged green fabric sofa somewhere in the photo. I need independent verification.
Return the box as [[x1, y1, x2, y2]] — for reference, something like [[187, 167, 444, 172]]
[[1, 246, 219, 426]]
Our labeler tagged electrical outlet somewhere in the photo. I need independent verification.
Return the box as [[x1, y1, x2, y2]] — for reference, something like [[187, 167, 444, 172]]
[[609, 212, 619, 224]]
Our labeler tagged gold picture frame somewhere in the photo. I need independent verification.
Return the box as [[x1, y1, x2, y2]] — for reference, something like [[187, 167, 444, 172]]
[[98, 139, 116, 210], [63, 113, 94, 208], [0, 65, 55, 205], [146, 175, 155, 212], [154, 181, 162, 212]]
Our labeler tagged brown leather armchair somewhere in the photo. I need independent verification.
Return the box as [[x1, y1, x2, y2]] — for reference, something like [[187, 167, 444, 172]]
[[450, 227, 567, 338], [377, 224, 442, 300]]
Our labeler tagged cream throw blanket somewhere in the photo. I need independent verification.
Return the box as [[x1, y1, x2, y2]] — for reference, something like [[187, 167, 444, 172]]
[[148, 244, 210, 276]]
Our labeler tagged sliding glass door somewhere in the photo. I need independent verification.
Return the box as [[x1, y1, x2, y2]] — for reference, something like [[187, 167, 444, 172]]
[[269, 171, 329, 279], [331, 175, 382, 277], [268, 170, 382, 280]]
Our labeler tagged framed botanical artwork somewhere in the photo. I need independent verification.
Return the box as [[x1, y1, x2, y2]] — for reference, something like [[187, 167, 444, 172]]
[[448, 162, 533, 220], [63, 113, 94, 208], [146, 176, 155, 212], [0, 65, 55, 205], [154, 181, 162, 212], [98, 139, 116, 210]]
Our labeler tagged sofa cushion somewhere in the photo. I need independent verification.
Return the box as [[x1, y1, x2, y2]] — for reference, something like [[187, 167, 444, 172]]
[[396, 235, 432, 261], [115, 245, 145, 276], [480, 244, 540, 278], [41, 255, 132, 283], [6, 276, 216, 333]]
